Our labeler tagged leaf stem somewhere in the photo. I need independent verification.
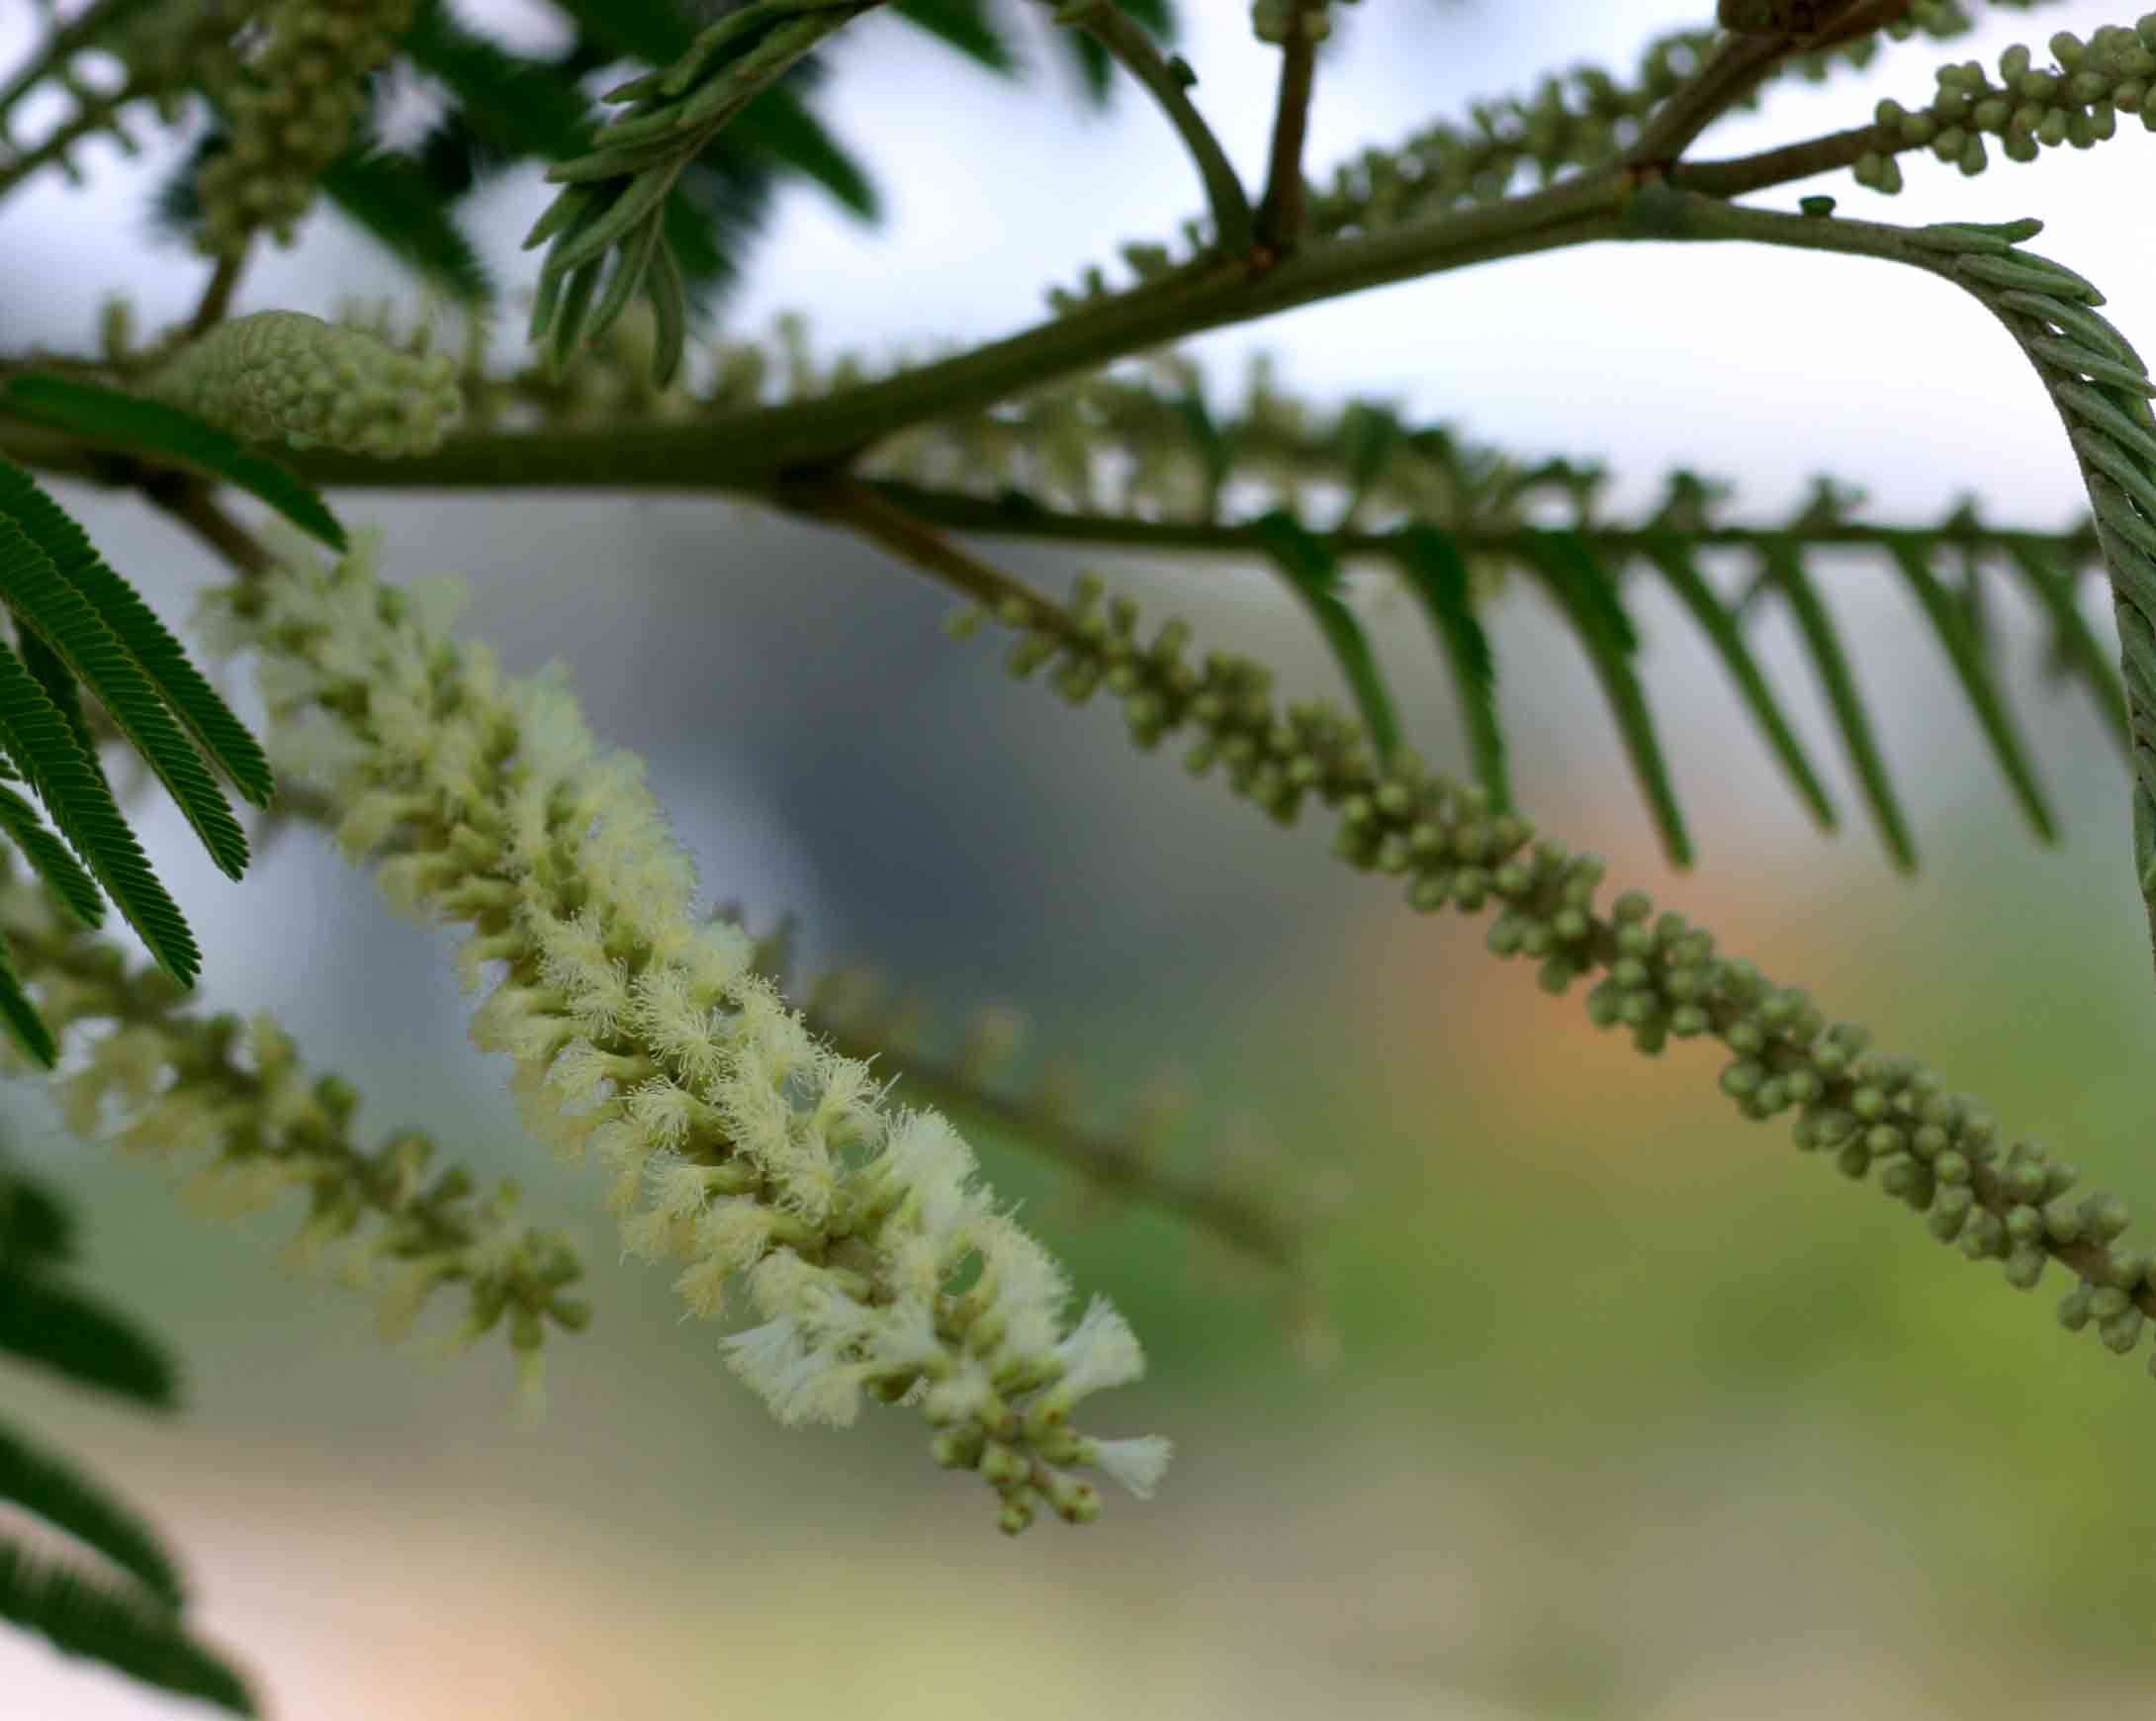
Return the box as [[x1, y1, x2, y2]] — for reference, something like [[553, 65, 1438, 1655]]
[[1056, 0, 1253, 253]]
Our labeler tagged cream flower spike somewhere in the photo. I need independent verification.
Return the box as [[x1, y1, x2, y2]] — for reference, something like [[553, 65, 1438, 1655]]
[[146, 312, 463, 458], [205, 526, 1169, 1533]]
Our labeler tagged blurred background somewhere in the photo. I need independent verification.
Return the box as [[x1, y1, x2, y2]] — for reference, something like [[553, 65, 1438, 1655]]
[[6, 0, 2156, 1715]]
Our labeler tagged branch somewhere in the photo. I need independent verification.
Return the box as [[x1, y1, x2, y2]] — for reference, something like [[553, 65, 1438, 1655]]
[[1254, 2, 1322, 250], [1053, 1, 1253, 253]]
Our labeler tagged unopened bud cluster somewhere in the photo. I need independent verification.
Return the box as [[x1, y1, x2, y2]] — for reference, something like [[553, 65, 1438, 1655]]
[[146, 311, 462, 457], [960, 574, 2156, 1383], [1855, 19, 2156, 192], [0, 870, 582, 1374], [1250, 0, 1352, 47], [196, 0, 414, 254]]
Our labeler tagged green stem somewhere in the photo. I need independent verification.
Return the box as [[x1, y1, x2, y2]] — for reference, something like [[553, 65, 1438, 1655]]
[[280, 173, 1634, 493], [1058, 1, 1253, 253]]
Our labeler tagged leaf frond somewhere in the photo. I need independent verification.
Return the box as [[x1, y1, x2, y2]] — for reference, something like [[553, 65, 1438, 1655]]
[[0, 1417, 184, 1609], [0, 465, 251, 873], [0, 1537, 251, 1714], [1248, 509, 1400, 764], [0, 1268, 176, 1407]]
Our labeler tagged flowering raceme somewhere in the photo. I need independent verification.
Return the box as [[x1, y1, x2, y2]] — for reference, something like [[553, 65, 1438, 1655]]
[[201, 528, 1170, 1531]]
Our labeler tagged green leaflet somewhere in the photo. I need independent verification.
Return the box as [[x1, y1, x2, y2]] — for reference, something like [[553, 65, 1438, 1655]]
[[2006, 540, 2133, 756], [1763, 545, 1918, 872], [0, 1540, 253, 1715], [0, 374, 346, 555], [0, 1419, 183, 1609], [1883, 537, 2057, 843], [0, 939, 52, 1069], [0, 467, 251, 874], [0, 783, 104, 930], [893, 0, 1020, 73], [0, 1269, 175, 1407], [1248, 509, 1400, 763], [0, 1170, 72, 1270], [317, 149, 494, 307], [1389, 524, 1508, 808], [1514, 531, 1692, 868], [0, 570, 199, 985], [1636, 532, 1836, 829]]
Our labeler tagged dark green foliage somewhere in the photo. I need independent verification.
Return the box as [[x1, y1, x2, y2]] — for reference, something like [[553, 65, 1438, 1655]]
[[0, 939, 53, 1068], [315, 148, 496, 307], [1636, 533, 1836, 829], [0, 1420, 184, 1608], [0, 1539, 253, 1713], [0, 1157, 250, 1710], [1390, 523, 1508, 808], [893, 0, 1020, 73], [1, 372, 348, 555], [1762, 545, 1918, 871], [1249, 509, 1400, 762], [1514, 531, 1692, 868], [0, 537, 199, 991], [0, 1266, 176, 1407], [0, 1168, 73, 1269], [0, 466, 250, 876], [0, 784, 105, 929]]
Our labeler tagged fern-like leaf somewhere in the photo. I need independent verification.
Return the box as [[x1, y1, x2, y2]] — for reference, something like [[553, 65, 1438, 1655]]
[[1884, 535, 2058, 843], [0, 785, 104, 930], [0, 373, 347, 554], [1637, 532, 1837, 830], [0, 1418, 183, 1609], [1763, 544, 1917, 871], [0, 1269, 175, 1406], [1390, 523, 1508, 808], [0, 1538, 251, 1714], [0, 466, 252, 871], [0, 585, 198, 985], [1515, 531, 1692, 867], [1249, 509, 1400, 762]]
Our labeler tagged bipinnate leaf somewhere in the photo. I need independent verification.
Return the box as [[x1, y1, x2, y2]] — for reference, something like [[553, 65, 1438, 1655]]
[[0, 466, 253, 869], [1514, 531, 1693, 868], [1390, 523, 1508, 808], [1637, 532, 1836, 829], [1248, 509, 1400, 762], [0, 1418, 184, 1609], [1884, 535, 2058, 843], [0, 373, 347, 553], [1763, 545, 1918, 871], [0, 537, 198, 985], [0, 1538, 252, 1714]]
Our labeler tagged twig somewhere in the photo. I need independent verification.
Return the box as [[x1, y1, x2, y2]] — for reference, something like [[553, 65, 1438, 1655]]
[[186, 251, 245, 339], [138, 476, 274, 578], [1057, 1, 1253, 253], [1256, 2, 1322, 250]]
